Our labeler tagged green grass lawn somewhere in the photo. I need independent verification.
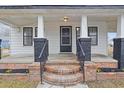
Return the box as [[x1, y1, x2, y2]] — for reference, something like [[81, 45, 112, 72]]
[[86, 79, 124, 88], [0, 80, 39, 88]]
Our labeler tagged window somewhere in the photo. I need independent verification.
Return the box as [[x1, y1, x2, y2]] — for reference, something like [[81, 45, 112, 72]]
[[88, 27, 98, 45], [35, 27, 38, 37], [23, 27, 33, 46]]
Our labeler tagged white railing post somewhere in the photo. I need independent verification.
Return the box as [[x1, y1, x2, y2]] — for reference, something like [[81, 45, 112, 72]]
[[80, 15, 88, 38], [38, 16, 44, 38]]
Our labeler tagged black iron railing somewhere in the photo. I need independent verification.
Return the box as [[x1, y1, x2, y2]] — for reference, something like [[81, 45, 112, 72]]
[[38, 40, 48, 84], [77, 39, 85, 82]]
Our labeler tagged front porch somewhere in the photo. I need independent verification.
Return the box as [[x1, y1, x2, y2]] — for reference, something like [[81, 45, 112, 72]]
[[0, 7, 124, 86], [0, 10, 119, 56], [0, 53, 117, 68]]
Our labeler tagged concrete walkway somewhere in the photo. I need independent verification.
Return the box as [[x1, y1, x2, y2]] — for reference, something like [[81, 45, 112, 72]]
[[37, 82, 89, 88]]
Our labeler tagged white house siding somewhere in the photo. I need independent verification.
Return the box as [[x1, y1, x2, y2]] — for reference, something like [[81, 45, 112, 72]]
[[88, 21, 108, 55], [107, 21, 117, 32], [10, 26, 34, 57], [45, 21, 108, 55], [10, 20, 109, 56], [45, 21, 78, 54]]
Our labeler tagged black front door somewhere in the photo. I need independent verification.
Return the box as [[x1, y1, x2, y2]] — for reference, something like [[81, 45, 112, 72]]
[[60, 26, 72, 52]]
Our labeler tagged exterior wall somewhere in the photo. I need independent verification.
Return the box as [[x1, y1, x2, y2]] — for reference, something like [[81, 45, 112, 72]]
[[45, 21, 108, 55], [10, 20, 109, 56], [107, 21, 117, 32], [45, 21, 78, 54], [88, 21, 108, 55], [10, 26, 34, 57]]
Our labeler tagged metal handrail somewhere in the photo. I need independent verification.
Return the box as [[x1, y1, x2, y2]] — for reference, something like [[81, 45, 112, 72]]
[[77, 39, 86, 82], [38, 41, 47, 59]]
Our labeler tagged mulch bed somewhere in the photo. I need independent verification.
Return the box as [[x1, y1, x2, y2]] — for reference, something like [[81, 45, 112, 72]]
[[0, 79, 38, 88], [86, 79, 124, 88]]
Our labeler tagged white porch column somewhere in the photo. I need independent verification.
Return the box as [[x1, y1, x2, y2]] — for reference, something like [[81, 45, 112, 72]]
[[80, 15, 88, 38], [38, 16, 44, 38], [117, 14, 124, 38]]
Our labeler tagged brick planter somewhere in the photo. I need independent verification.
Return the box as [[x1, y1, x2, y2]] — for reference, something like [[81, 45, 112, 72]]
[[95, 62, 118, 68], [97, 72, 124, 80], [0, 63, 29, 69], [0, 63, 41, 81], [28, 63, 41, 81], [84, 61, 97, 81], [116, 72, 124, 79], [97, 72, 116, 80]]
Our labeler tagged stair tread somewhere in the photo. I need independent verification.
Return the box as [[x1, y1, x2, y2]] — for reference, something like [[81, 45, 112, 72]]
[[47, 60, 79, 64], [43, 72, 83, 86], [45, 64, 80, 74], [43, 58, 83, 86], [43, 72, 83, 82]]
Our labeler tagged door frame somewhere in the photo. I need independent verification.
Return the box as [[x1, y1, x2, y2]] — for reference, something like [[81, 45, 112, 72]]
[[60, 26, 72, 52]]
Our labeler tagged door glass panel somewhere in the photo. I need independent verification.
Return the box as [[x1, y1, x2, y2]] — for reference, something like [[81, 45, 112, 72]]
[[62, 37, 70, 44], [61, 27, 71, 45], [60, 26, 72, 52], [62, 28, 70, 36]]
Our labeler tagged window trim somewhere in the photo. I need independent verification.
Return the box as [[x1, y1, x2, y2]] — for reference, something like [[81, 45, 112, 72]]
[[76, 26, 98, 46], [76, 27, 80, 40], [88, 26, 98, 46], [35, 27, 38, 37], [23, 27, 33, 46]]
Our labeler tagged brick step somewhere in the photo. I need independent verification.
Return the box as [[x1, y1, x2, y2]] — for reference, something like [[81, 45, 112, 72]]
[[47, 60, 79, 64], [45, 64, 81, 75], [43, 72, 83, 86]]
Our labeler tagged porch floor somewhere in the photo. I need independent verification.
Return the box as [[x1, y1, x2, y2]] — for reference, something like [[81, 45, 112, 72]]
[[0, 56, 34, 64], [0, 53, 117, 63], [91, 54, 117, 63]]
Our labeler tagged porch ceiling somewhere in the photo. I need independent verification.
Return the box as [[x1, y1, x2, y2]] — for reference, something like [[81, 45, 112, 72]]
[[0, 15, 117, 26]]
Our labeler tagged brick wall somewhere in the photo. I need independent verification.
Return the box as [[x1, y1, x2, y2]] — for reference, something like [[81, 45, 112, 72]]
[[95, 62, 118, 68], [84, 61, 97, 81], [97, 72, 124, 80], [84, 61, 124, 81], [28, 63, 41, 81], [96, 72, 116, 80], [0, 62, 124, 82], [0, 63, 41, 81], [0, 63, 29, 69]]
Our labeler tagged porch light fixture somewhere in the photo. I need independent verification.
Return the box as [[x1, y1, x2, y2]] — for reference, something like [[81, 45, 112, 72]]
[[64, 16, 68, 22]]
